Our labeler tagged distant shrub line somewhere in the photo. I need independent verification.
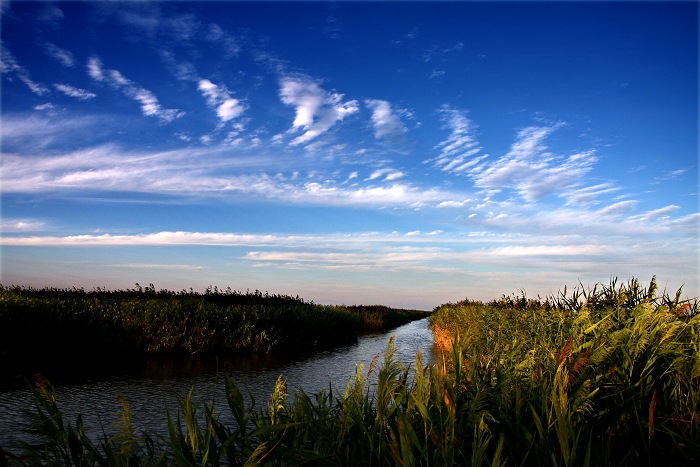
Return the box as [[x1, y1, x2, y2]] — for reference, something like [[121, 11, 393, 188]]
[[0, 284, 429, 375]]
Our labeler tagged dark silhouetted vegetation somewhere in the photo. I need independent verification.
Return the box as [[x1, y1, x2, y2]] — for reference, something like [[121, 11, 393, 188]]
[[0, 284, 429, 378]]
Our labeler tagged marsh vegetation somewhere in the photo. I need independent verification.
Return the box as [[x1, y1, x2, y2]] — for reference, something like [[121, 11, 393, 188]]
[[0, 284, 428, 377], [1, 277, 698, 465]]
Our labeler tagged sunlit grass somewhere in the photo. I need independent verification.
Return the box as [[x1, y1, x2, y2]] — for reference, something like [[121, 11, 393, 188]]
[[429, 276, 699, 465]]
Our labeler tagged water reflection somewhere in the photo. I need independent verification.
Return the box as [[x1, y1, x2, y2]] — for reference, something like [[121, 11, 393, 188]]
[[0, 318, 435, 451]]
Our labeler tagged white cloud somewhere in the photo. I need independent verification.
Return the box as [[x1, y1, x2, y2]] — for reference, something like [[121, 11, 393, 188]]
[[3, 229, 696, 302], [0, 142, 453, 209], [630, 205, 680, 222], [206, 23, 240, 57], [87, 56, 183, 122], [436, 200, 467, 208], [0, 219, 46, 232], [54, 83, 96, 100], [87, 57, 104, 81], [279, 77, 359, 146], [466, 124, 599, 203], [430, 106, 484, 174], [431, 114, 621, 208], [365, 99, 408, 143], [596, 200, 637, 217], [366, 168, 405, 182], [0, 45, 50, 95], [108, 69, 130, 87], [385, 171, 405, 181], [487, 244, 608, 257], [563, 183, 619, 206], [44, 43, 74, 67], [34, 103, 56, 112], [111, 4, 201, 43], [197, 79, 245, 123], [0, 113, 112, 151]]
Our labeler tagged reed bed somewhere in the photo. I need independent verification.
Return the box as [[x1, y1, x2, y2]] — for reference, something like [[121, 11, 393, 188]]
[[1, 277, 697, 466], [429, 276, 699, 466], [0, 285, 428, 375], [0, 286, 357, 373], [334, 305, 429, 331]]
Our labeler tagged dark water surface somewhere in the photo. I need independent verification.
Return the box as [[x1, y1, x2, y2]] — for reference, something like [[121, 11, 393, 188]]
[[0, 318, 435, 451]]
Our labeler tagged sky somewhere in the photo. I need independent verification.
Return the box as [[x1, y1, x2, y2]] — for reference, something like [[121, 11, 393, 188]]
[[1, 0, 698, 309]]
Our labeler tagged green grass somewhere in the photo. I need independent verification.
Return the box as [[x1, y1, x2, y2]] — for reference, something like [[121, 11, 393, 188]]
[[429, 276, 699, 466], [333, 304, 430, 331], [1, 277, 697, 466]]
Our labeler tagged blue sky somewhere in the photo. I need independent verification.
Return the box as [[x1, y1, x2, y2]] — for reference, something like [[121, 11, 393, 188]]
[[1, 1, 698, 309]]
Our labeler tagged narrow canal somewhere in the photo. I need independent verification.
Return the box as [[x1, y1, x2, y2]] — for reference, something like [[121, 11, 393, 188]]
[[0, 318, 436, 451]]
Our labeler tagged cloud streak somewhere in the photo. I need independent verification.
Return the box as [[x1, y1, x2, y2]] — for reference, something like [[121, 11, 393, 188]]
[[54, 83, 96, 100], [44, 42, 75, 67], [3, 228, 696, 298], [0, 141, 451, 209], [1, 45, 50, 95], [87, 56, 183, 122]]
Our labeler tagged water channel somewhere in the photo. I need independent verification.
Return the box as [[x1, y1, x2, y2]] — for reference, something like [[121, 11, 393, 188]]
[[0, 318, 436, 452]]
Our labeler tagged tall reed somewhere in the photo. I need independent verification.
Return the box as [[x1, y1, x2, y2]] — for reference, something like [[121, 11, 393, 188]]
[[0, 285, 428, 385], [4, 277, 697, 465]]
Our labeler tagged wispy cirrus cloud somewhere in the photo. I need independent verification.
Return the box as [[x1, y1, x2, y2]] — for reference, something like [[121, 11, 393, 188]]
[[0, 218, 47, 233], [87, 56, 183, 122], [0, 141, 451, 209], [43, 42, 75, 67], [629, 205, 680, 222], [562, 183, 620, 207], [366, 168, 405, 182], [0, 113, 112, 151], [206, 23, 240, 57], [2, 127, 695, 240], [0, 45, 50, 95], [110, 3, 201, 43], [3, 228, 696, 297], [431, 111, 605, 205], [279, 76, 359, 146], [53, 83, 96, 100], [430, 105, 485, 174], [595, 200, 638, 218], [470, 124, 597, 202]]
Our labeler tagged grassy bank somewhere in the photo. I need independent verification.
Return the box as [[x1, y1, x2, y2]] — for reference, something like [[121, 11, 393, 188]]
[[430, 276, 699, 465], [0, 285, 429, 373], [336, 304, 430, 331], [2, 277, 697, 465]]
